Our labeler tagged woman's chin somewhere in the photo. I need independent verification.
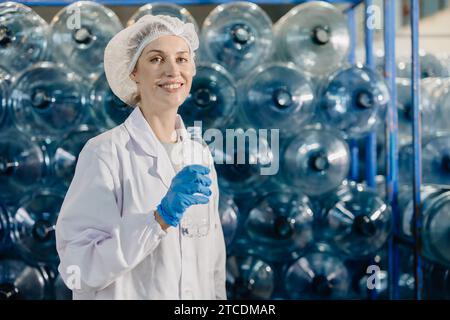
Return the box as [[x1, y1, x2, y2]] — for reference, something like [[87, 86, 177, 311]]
[[158, 95, 187, 109]]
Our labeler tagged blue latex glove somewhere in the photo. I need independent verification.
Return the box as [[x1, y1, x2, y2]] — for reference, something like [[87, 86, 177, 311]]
[[157, 164, 212, 227]]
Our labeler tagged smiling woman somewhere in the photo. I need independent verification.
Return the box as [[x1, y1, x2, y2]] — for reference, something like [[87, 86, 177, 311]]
[[55, 15, 226, 300]]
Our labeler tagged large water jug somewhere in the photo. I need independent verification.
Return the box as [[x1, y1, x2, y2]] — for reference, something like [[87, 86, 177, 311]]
[[399, 135, 450, 186], [245, 191, 314, 262], [200, 2, 273, 79], [127, 2, 198, 32], [321, 180, 391, 258], [50, 1, 123, 80], [0, 258, 49, 300], [226, 253, 275, 299], [281, 126, 350, 197], [284, 243, 350, 299], [89, 72, 133, 129], [0, 202, 10, 251], [0, 128, 48, 204], [214, 127, 277, 195], [0, 2, 49, 73], [239, 62, 315, 136], [8, 62, 88, 138], [400, 185, 450, 267], [320, 65, 390, 139], [10, 188, 64, 264], [397, 51, 449, 79], [273, 1, 350, 78], [51, 125, 101, 188], [179, 63, 237, 130], [219, 193, 239, 248]]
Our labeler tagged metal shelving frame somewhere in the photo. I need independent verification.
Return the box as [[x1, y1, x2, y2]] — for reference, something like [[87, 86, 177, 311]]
[[12, 0, 423, 300]]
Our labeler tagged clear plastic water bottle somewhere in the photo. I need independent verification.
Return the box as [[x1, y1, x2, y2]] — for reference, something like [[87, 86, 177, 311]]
[[0, 2, 50, 73], [245, 191, 315, 262], [9, 62, 88, 138], [127, 2, 199, 32], [0, 128, 48, 204], [226, 253, 275, 300], [0, 258, 49, 300], [89, 72, 132, 129], [284, 243, 350, 299], [320, 65, 390, 139], [173, 126, 212, 238], [50, 1, 123, 80], [219, 193, 239, 248], [239, 62, 315, 136], [10, 188, 64, 264], [321, 180, 392, 258], [200, 2, 273, 79], [179, 63, 237, 130], [51, 125, 101, 188], [214, 126, 275, 195], [400, 185, 450, 267], [273, 1, 350, 78], [281, 126, 350, 197]]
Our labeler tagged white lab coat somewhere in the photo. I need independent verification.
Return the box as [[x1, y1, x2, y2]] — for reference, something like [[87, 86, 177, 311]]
[[55, 106, 227, 300]]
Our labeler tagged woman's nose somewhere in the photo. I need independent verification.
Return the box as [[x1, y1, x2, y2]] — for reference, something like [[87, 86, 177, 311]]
[[164, 59, 181, 76]]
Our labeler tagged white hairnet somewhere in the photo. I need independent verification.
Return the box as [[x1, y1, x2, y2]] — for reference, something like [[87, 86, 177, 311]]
[[104, 14, 199, 106]]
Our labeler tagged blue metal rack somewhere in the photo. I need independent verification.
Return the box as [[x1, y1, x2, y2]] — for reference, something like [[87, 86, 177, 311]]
[[13, 0, 423, 300], [12, 0, 364, 6], [347, 0, 422, 300]]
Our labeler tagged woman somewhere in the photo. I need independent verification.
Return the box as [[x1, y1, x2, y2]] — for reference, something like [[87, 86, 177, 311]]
[[55, 15, 226, 300]]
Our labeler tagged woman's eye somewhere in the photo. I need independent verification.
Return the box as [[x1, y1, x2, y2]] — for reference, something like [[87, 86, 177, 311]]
[[150, 57, 162, 63], [177, 57, 188, 63]]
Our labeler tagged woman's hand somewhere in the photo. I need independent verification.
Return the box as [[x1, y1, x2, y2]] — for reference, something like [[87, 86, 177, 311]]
[[156, 164, 212, 228]]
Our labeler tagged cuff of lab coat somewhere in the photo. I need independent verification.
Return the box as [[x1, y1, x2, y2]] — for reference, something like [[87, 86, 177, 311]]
[[149, 210, 168, 238]]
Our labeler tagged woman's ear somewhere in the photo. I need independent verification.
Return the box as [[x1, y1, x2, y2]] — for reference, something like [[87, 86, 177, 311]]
[[129, 67, 139, 83]]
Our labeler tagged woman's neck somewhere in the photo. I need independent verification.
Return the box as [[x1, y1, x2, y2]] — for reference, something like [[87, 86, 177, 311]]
[[139, 104, 178, 143]]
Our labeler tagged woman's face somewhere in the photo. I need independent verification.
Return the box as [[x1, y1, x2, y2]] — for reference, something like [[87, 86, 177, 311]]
[[130, 35, 195, 110]]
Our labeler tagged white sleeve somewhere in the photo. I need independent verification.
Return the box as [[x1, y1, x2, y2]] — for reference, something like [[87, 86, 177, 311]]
[[211, 164, 227, 300], [55, 142, 167, 294]]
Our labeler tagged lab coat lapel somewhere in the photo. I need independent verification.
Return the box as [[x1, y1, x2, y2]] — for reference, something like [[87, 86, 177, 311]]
[[124, 107, 189, 189]]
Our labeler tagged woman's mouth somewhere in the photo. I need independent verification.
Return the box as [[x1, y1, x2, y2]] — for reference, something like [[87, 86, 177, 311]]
[[158, 82, 184, 93]]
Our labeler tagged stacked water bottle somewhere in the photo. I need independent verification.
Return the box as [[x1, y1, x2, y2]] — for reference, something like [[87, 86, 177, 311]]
[[0, 0, 448, 300]]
